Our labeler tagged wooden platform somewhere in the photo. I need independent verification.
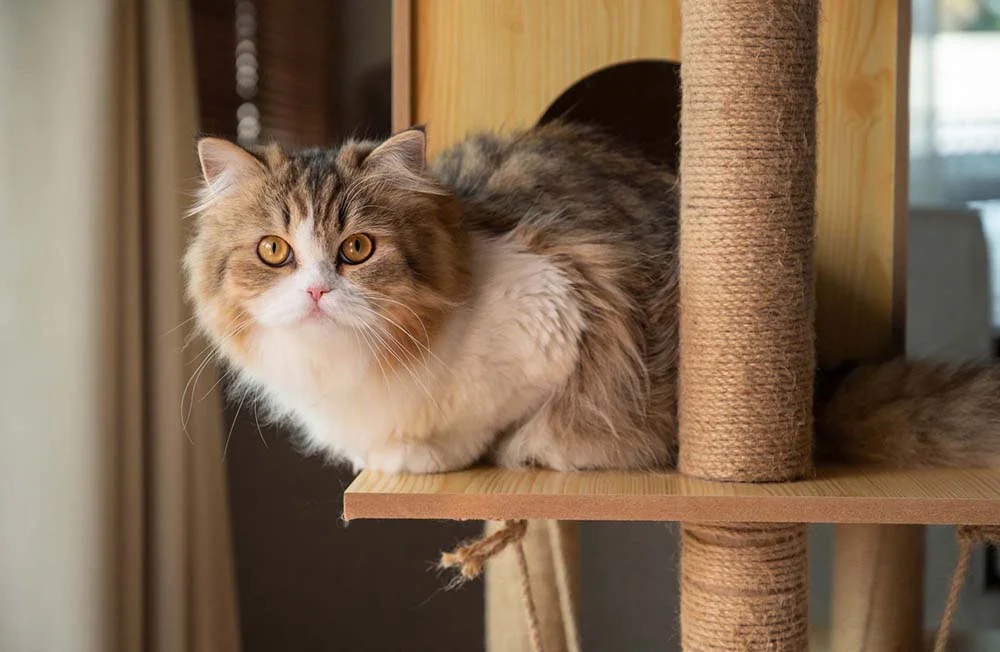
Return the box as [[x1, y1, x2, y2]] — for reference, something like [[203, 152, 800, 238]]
[[343, 465, 1000, 524]]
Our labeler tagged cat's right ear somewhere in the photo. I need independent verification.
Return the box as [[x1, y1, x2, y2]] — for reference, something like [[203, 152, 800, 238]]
[[364, 128, 427, 176], [196, 137, 266, 190]]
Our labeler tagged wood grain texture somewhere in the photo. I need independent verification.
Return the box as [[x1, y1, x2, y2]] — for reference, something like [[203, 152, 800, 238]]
[[411, 0, 682, 155], [344, 466, 1000, 524], [391, 0, 412, 131], [823, 3, 918, 649], [815, 0, 906, 364], [831, 525, 924, 652], [485, 520, 580, 652]]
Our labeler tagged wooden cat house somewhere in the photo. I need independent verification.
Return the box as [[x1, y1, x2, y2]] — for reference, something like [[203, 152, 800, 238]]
[[344, 2, 1000, 650]]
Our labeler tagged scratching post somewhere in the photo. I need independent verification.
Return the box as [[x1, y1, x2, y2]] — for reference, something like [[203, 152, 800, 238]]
[[678, 0, 818, 649]]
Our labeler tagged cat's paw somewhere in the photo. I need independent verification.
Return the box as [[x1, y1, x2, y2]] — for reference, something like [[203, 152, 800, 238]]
[[364, 441, 447, 474]]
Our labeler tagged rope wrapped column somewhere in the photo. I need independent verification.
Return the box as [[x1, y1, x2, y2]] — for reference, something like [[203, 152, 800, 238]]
[[678, 1, 818, 650]]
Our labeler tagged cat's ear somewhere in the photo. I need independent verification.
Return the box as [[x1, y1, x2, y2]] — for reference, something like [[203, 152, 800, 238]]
[[364, 128, 426, 176], [196, 137, 266, 189]]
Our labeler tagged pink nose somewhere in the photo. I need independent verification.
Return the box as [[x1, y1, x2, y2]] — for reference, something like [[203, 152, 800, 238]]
[[306, 287, 329, 302]]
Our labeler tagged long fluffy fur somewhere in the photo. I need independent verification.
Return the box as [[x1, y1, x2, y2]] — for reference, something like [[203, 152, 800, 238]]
[[185, 123, 1000, 473], [433, 126, 678, 469], [817, 359, 1000, 467]]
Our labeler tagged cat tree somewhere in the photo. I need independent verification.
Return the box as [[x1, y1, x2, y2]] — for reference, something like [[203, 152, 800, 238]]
[[345, 1, 1000, 650]]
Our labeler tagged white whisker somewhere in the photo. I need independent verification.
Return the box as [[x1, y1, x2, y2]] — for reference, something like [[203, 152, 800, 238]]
[[223, 387, 250, 461], [181, 348, 218, 443], [361, 294, 434, 347], [160, 314, 198, 340], [367, 321, 441, 413], [356, 324, 392, 396], [354, 301, 444, 369], [253, 400, 268, 448], [181, 318, 253, 441]]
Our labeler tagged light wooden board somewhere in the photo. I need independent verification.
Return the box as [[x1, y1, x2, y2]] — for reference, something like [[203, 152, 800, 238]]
[[391, 0, 412, 132], [411, 0, 682, 155], [820, 3, 914, 648], [344, 465, 1000, 524], [815, 0, 907, 363]]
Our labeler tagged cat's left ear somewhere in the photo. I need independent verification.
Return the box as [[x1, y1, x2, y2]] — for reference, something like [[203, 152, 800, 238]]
[[364, 127, 426, 176], [196, 137, 266, 189]]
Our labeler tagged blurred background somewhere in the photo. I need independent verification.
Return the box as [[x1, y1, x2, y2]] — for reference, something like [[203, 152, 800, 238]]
[[2, 0, 1000, 651]]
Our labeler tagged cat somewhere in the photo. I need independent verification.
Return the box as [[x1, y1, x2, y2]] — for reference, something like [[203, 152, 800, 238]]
[[185, 123, 1000, 473]]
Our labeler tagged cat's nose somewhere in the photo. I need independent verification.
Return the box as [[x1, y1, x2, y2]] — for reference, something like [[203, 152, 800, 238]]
[[306, 286, 329, 302]]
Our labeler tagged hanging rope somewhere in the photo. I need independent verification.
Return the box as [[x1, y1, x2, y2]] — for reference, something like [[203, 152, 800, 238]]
[[440, 520, 544, 652], [933, 525, 1000, 652], [440, 520, 528, 582], [512, 536, 546, 652]]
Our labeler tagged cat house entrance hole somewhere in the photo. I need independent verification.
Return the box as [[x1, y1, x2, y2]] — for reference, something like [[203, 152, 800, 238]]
[[537, 60, 681, 174]]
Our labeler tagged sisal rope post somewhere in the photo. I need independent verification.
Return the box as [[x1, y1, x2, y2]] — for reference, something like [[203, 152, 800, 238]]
[[678, 1, 818, 650]]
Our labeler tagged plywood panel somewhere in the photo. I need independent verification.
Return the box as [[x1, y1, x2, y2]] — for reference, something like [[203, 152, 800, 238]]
[[392, 0, 412, 131], [819, 3, 914, 649], [411, 0, 681, 154], [815, 0, 908, 363], [831, 524, 924, 652], [344, 465, 1000, 524]]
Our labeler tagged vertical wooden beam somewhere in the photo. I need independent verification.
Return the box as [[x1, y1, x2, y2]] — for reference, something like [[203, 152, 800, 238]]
[[485, 521, 580, 652], [831, 526, 924, 651], [821, 1, 918, 649], [815, 0, 909, 363], [391, 0, 412, 132]]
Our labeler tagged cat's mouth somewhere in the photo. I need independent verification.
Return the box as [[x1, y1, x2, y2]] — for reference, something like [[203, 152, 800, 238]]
[[304, 303, 332, 322]]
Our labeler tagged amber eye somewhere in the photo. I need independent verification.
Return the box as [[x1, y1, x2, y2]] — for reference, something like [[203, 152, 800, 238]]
[[256, 235, 293, 267], [339, 233, 374, 264]]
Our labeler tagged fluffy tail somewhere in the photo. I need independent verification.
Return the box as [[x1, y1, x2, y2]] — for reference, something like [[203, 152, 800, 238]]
[[816, 358, 1000, 468]]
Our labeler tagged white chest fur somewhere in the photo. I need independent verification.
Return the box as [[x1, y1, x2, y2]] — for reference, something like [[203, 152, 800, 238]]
[[241, 236, 584, 472]]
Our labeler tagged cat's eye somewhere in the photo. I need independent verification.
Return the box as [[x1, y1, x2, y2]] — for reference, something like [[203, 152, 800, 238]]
[[339, 233, 374, 264], [257, 235, 293, 267]]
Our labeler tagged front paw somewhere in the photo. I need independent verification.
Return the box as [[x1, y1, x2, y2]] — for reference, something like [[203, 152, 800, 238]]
[[364, 442, 446, 474]]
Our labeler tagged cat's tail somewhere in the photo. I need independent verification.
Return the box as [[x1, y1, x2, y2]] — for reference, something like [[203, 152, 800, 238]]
[[815, 358, 1000, 467]]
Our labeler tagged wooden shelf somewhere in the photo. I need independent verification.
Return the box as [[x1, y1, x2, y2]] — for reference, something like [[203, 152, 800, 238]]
[[343, 465, 1000, 524]]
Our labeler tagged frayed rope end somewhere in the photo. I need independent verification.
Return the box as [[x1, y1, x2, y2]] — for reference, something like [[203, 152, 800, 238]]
[[438, 520, 528, 587]]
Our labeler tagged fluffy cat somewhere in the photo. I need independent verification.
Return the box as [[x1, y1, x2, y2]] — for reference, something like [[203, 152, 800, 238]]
[[185, 123, 1000, 473]]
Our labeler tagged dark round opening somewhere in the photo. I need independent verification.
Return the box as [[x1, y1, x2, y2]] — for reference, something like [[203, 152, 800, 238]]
[[538, 59, 681, 173]]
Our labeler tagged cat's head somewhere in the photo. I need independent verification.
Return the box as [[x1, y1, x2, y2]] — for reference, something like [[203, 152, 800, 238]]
[[184, 129, 469, 371]]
